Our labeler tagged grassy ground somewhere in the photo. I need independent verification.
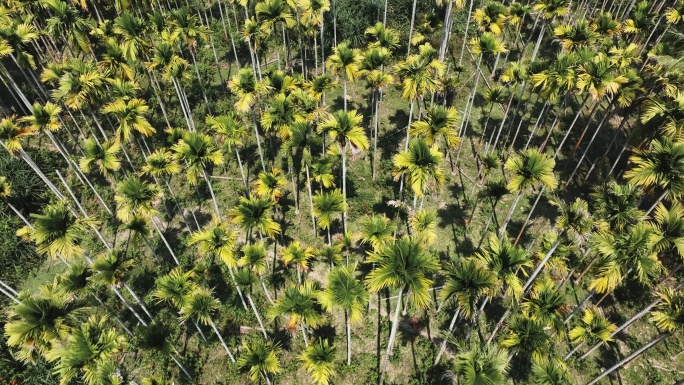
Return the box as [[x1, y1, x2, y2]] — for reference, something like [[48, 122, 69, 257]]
[[3, 27, 684, 385]]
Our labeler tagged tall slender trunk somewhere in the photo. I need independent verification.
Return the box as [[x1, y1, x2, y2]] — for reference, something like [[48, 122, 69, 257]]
[[0, 279, 20, 304], [486, 308, 511, 345], [345, 310, 352, 365], [434, 307, 461, 365], [565, 102, 614, 186], [530, 23, 546, 62], [305, 164, 316, 234], [586, 333, 672, 385], [247, 293, 269, 339], [301, 322, 309, 347], [209, 318, 237, 362], [170, 353, 194, 380], [407, 0, 418, 55], [228, 267, 249, 310], [343, 79, 348, 112], [585, 114, 629, 181], [260, 275, 275, 305], [252, 112, 267, 171], [564, 290, 595, 324], [498, 190, 523, 238], [123, 282, 153, 321], [645, 190, 668, 216], [342, 143, 348, 232], [513, 186, 546, 245], [398, 101, 415, 202], [372, 89, 381, 180], [553, 95, 591, 159], [151, 218, 180, 265], [112, 286, 148, 327], [579, 297, 661, 360], [379, 286, 404, 385], [438, 0, 454, 61], [202, 169, 222, 217], [5, 201, 32, 228], [521, 237, 562, 293], [459, 0, 475, 66], [564, 341, 585, 361]]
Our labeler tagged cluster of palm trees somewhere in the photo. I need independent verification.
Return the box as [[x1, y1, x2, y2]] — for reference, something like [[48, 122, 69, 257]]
[[1, 0, 684, 383]]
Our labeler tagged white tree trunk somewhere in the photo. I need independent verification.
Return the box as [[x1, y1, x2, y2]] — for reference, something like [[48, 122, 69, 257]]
[[586, 333, 671, 385], [209, 318, 236, 362], [434, 307, 461, 365]]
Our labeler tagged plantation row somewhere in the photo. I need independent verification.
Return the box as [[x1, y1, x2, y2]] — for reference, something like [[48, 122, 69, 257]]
[[0, 0, 684, 384]]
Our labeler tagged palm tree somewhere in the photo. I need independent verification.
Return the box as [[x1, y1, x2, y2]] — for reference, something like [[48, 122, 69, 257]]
[[454, 345, 509, 385], [140, 148, 195, 231], [90, 249, 152, 326], [501, 314, 553, 362], [48, 315, 127, 385], [319, 263, 369, 365], [310, 157, 336, 193], [410, 105, 460, 155], [498, 149, 558, 238], [587, 287, 684, 385], [261, 93, 302, 140], [584, 223, 663, 310], [365, 236, 439, 384], [228, 68, 267, 170], [326, 42, 362, 112], [434, 258, 497, 365], [411, 209, 439, 246], [180, 287, 236, 362], [300, 0, 330, 74], [521, 275, 568, 339], [319, 110, 368, 231], [531, 361, 572, 385], [188, 217, 238, 267], [207, 114, 250, 192], [188, 217, 249, 310], [300, 339, 336, 385], [624, 137, 684, 215], [393, 52, 444, 153], [0, 116, 64, 199], [590, 182, 645, 233], [475, 235, 532, 340], [135, 321, 193, 380], [649, 201, 684, 265], [233, 268, 270, 339], [239, 242, 275, 304], [255, 0, 295, 64], [268, 281, 323, 346], [238, 339, 281, 385], [281, 241, 316, 284], [254, 167, 288, 205], [461, 33, 507, 146], [79, 138, 121, 178], [115, 176, 179, 265], [4, 284, 88, 363], [171, 132, 224, 217], [317, 244, 344, 267], [230, 195, 282, 242], [564, 307, 615, 361], [102, 98, 156, 145], [22, 201, 97, 264], [520, 198, 592, 294], [392, 138, 445, 210], [312, 189, 347, 246], [0, 176, 31, 228], [367, 77, 395, 159], [358, 214, 395, 251], [530, 0, 569, 61], [153, 267, 208, 342]]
